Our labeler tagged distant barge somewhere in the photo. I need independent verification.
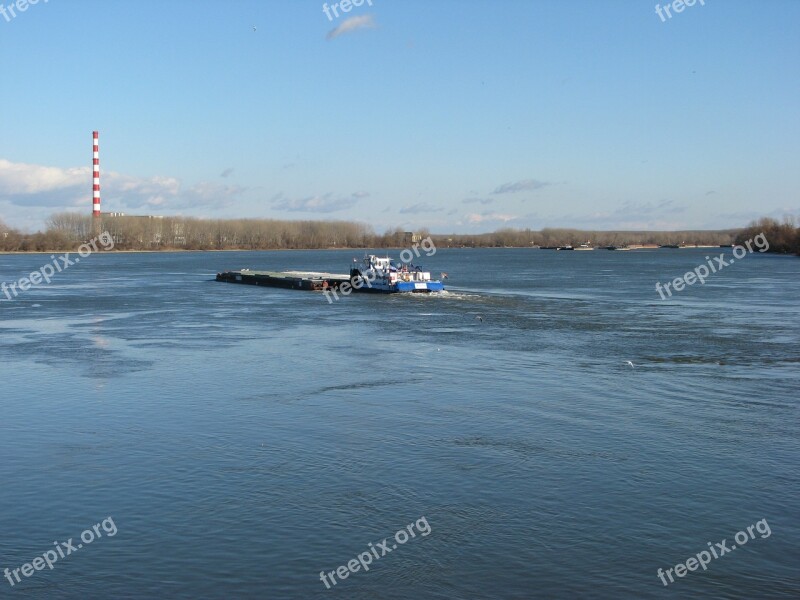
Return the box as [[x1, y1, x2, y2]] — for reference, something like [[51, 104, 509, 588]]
[[216, 254, 445, 294]]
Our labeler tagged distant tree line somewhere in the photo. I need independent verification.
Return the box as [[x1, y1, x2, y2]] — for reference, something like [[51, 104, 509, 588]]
[[430, 227, 738, 248], [0, 217, 72, 251], [734, 217, 800, 254], [1, 213, 798, 254]]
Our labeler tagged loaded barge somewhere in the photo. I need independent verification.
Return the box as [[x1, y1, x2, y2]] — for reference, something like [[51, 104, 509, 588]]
[[215, 269, 348, 291], [216, 254, 445, 294]]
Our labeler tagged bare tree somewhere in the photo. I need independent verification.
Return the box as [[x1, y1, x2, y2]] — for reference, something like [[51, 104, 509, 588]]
[[46, 212, 92, 242]]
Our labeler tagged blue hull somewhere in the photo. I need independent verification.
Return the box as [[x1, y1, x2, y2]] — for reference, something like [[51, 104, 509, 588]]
[[393, 281, 445, 293], [357, 280, 445, 293]]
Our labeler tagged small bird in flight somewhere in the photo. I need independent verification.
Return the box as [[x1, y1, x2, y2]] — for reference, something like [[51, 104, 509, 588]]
[[625, 361, 635, 368], [476, 316, 483, 323], [253, 26, 257, 32]]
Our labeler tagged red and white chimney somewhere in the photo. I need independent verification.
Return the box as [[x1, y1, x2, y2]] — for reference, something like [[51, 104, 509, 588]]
[[92, 131, 101, 216]]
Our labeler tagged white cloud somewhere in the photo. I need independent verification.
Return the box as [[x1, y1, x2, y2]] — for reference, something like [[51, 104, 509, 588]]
[[0, 158, 86, 195], [0, 158, 246, 217], [464, 212, 518, 224], [272, 192, 362, 213], [327, 15, 376, 40], [492, 179, 552, 194], [399, 203, 442, 214]]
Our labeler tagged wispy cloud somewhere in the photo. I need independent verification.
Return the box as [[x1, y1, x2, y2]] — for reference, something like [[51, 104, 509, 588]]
[[0, 158, 245, 212], [0, 158, 86, 197], [166, 182, 246, 209], [492, 179, 552, 194], [399, 202, 442, 214], [272, 192, 362, 213], [462, 197, 495, 205], [539, 199, 690, 230], [464, 212, 518, 224], [327, 15, 376, 40], [616, 199, 686, 217], [106, 172, 182, 208]]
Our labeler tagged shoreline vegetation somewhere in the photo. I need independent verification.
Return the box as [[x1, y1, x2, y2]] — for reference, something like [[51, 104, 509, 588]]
[[1, 213, 798, 255]]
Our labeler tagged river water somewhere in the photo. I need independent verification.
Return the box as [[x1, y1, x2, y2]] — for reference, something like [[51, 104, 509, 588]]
[[1, 248, 798, 599]]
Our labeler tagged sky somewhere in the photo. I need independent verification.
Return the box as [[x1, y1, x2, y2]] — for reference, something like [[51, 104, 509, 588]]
[[0, 0, 798, 233]]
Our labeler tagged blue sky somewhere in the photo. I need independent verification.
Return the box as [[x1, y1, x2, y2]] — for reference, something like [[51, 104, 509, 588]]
[[1, 0, 798, 233]]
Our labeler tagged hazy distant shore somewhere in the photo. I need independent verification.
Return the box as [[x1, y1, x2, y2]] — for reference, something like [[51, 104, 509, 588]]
[[0, 244, 743, 255], [2, 214, 798, 255]]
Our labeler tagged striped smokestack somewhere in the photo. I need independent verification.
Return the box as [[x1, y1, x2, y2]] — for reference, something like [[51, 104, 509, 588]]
[[92, 131, 101, 216]]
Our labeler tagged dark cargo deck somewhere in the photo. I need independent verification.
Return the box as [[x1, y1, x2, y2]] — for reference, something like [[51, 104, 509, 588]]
[[215, 269, 350, 291]]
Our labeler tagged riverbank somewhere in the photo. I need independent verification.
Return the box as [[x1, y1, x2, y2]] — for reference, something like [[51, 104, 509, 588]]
[[3, 215, 797, 254]]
